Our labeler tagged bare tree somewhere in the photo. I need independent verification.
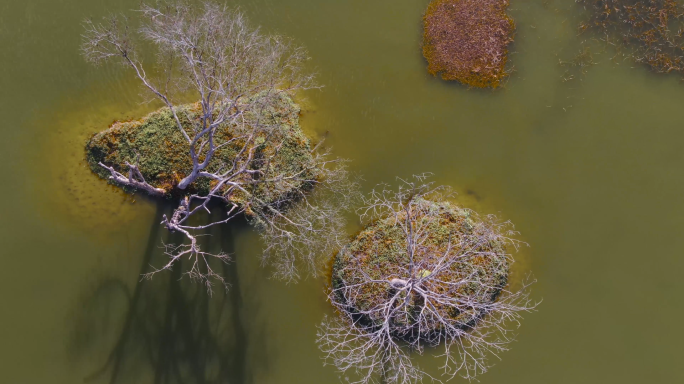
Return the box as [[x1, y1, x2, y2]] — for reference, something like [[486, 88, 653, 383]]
[[82, 0, 357, 291], [317, 175, 536, 384]]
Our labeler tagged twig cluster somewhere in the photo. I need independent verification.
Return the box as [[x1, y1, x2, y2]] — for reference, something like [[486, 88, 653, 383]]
[[318, 175, 536, 384], [82, 0, 358, 291]]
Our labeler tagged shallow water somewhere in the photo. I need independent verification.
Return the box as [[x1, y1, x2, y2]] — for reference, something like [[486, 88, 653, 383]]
[[2, 0, 684, 383]]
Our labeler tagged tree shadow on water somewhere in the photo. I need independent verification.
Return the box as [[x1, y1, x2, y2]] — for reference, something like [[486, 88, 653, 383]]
[[69, 201, 269, 384]]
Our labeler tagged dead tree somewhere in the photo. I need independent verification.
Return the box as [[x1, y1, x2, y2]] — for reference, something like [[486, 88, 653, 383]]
[[317, 175, 536, 384], [82, 0, 357, 291]]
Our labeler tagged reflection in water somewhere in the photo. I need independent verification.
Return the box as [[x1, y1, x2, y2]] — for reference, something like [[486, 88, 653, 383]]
[[71, 202, 258, 384]]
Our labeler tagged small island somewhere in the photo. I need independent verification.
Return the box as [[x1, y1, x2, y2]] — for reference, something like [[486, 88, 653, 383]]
[[318, 177, 534, 384], [86, 92, 316, 207], [331, 198, 509, 331], [422, 0, 515, 88], [578, 0, 684, 75]]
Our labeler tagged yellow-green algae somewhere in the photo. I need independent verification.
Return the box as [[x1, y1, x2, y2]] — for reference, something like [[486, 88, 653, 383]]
[[86, 93, 317, 206], [331, 198, 510, 334]]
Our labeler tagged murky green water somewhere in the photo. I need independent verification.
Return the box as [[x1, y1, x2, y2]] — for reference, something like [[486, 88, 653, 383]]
[[2, 0, 684, 383]]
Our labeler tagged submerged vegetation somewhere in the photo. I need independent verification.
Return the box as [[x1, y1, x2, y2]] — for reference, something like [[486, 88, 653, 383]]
[[559, 45, 598, 82], [422, 0, 515, 88], [579, 0, 684, 74], [318, 176, 535, 384]]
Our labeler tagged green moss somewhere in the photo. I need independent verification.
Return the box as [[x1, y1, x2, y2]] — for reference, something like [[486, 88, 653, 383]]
[[85, 93, 317, 206], [332, 198, 510, 333]]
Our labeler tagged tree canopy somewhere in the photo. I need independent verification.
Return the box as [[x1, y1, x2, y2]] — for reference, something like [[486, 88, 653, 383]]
[[318, 176, 535, 384], [82, 0, 358, 290]]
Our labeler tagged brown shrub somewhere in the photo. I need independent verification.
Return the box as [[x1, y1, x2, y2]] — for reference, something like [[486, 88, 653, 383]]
[[422, 0, 515, 88]]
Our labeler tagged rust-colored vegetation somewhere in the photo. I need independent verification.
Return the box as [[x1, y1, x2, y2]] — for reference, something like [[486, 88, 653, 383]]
[[579, 0, 684, 74], [422, 0, 515, 88]]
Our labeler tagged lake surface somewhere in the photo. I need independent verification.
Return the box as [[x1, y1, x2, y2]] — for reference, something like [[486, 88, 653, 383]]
[[1, 0, 683, 383]]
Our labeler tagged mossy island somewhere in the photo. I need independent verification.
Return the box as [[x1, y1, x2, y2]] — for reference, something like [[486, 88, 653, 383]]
[[81, 1, 358, 286], [422, 0, 515, 88], [86, 93, 317, 207], [320, 179, 533, 383], [331, 197, 510, 336]]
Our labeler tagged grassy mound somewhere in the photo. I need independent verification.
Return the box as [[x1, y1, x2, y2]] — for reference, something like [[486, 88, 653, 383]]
[[422, 0, 515, 88], [331, 198, 510, 333], [86, 93, 316, 205]]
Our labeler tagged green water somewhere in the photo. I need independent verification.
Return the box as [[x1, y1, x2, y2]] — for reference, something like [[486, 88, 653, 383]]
[[1, 0, 683, 383]]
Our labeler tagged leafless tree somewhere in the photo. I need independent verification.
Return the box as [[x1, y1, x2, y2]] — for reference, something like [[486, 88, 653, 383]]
[[317, 175, 536, 384], [81, 0, 358, 291]]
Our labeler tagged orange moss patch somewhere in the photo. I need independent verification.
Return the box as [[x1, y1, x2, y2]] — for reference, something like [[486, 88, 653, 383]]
[[422, 0, 515, 88]]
